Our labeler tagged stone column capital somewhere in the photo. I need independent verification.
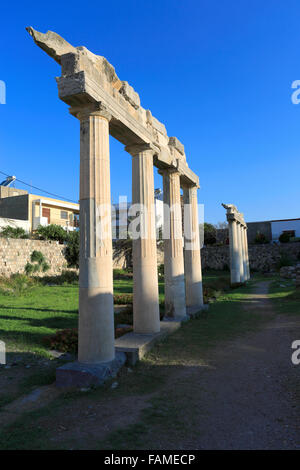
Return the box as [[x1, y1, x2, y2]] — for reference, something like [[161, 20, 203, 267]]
[[69, 102, 112, 121], [125, 142, 158, 157], [158, 168, 180, 178]]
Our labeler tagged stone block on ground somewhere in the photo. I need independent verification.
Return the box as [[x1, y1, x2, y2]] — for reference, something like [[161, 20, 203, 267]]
[[56, 352, 126, 388]]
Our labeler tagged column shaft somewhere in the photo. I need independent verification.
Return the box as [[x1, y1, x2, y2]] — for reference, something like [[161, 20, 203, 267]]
[[78, 110, 115, 363], [183, 185, 203, 308], [162, 170, 186, 319], [131, 146, 160, 334], [228, 220, 240, 284], [237, 223, 245, 282]]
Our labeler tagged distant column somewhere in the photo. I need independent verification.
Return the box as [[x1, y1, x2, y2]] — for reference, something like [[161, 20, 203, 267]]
[[126, 144, 160, 334], [183, 185, 203, 309], [161, 169, 186, 319], [237, 222, 245, 282], [74, 104, 115, 364], [228, 218, 240, 284], [243, 227, 250, 280]]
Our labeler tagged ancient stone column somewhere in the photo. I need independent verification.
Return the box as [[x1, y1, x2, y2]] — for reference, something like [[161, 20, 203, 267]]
[[243, 227, 250, 280], [228, 218, 240, 284], [183, 185, 204, 309], [241, 225, 247, 281], [161, 169, 186, 319], [237, 222, 245, 282], [74, 104, 115, 364], [126, 144, 160, 334]]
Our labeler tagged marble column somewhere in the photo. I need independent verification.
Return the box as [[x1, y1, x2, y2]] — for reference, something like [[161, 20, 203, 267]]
[[243, 227, 250, 280], [183, 185, 203, 308], [126, 144, 160, 334], [237, 222, 245, 282], [74, 104, 115, 364], [228, 218, 240, 284], [161, 169, 186, 319]]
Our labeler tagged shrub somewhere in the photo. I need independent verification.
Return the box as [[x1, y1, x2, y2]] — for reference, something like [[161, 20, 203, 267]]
[[254, 232, 268, 244], [44, 325, 132, 353], [0, 273, 36, 296], [0, 226, 28, 239], [25, 251, 50, 275], [276, 253, 293, 270], [158, 264, 164, 277], [38, 270, 78, 286], [31, 250, 45, 264], [65, 230, 79, 268], [43, 328, 78, 353], [114, 293, 133, 304], [204, 223, 216, 245], [279, 232, 291, 243], [36, 224, 68, 244], [113, 268, 132, 280]]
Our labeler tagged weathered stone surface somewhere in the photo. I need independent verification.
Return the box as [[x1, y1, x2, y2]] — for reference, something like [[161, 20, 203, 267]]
[[26, 27, 76, 64], [120, 81, 140, 109], [115, 321, 182, 366], [201, 242, 300, 273], [56, 352, 126, 388], [26, 27, 199, 187], [169, 136, 185, 155], [0, 238, 67, 276]]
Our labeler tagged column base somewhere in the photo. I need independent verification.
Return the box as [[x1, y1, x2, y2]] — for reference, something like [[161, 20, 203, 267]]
[[56, 352, 126, 389]]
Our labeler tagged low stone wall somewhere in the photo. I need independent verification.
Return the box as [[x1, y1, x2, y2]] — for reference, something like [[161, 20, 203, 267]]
[[0, 238, 67, 276], [2, 237, 299, 277], [201, 242, 300, 272]]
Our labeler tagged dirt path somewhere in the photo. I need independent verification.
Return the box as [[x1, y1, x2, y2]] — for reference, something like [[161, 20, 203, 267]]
[[168, 281, 300, 449], [1, 281, 299, 449]]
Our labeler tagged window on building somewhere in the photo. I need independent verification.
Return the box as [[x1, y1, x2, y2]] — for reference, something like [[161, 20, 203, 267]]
[[61, 210, 68, 220]]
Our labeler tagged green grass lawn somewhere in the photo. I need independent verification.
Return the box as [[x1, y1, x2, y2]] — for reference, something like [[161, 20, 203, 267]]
[[269, 277, 300, 316], [0, 276, 167, 357]]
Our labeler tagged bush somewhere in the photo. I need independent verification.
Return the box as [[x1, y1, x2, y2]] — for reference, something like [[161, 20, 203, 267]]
[[43, 328, 78, 353], [204, 223, 216, 245], [114, 293, 133, 304], [25, 251, 50, 275], [65, 230, 79, 268], [158, 264, 164, 278], [279, 232, 291, 243], [0, 273, 36, 296], [38, 270, 78, 286], [36, 224, 68, 244], [254, 232, 268, 244], [113, 269, 132, 280], [276, 253, 293, 270], [44, 325, 133, 353], [31, 250, 45, 264], [0, 226, 28, 239]]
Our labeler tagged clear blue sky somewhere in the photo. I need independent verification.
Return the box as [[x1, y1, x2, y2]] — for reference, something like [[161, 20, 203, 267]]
[[0, 0, 299, 224]]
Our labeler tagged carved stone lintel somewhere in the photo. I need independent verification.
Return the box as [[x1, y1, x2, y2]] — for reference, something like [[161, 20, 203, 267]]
[[69, 102, 112, 121], [169, 136, 185, 156]]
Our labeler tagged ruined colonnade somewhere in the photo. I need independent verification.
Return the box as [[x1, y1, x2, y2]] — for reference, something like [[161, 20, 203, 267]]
[[27, 28, 204, 370], [222, 204, 250, 285]]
